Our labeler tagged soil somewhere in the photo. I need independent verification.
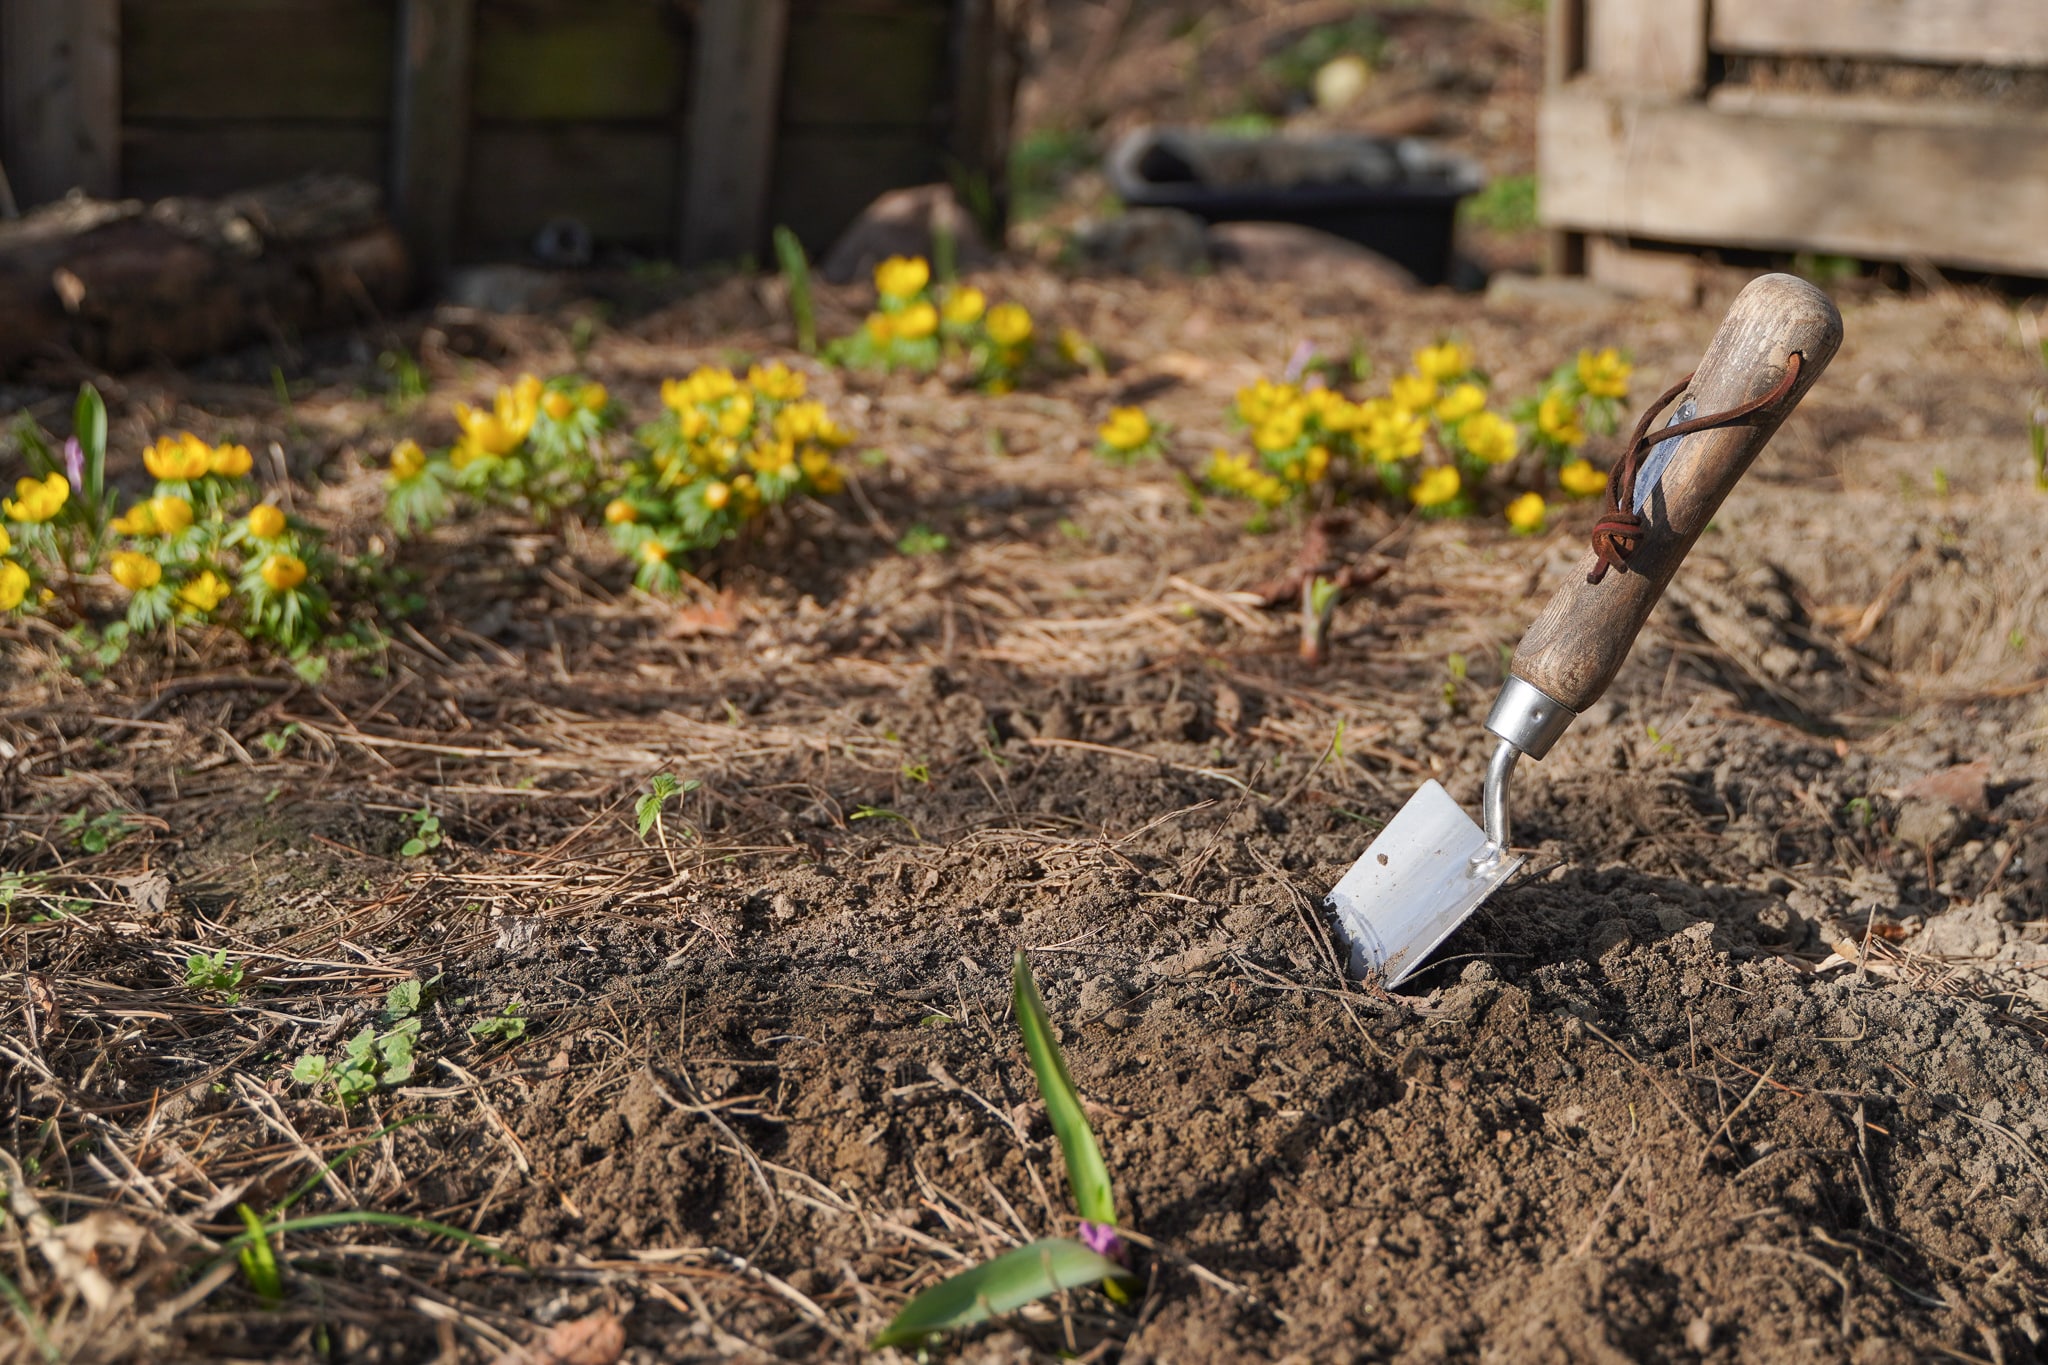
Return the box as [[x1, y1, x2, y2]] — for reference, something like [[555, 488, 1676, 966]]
[[5, 5, 2048, 1364]]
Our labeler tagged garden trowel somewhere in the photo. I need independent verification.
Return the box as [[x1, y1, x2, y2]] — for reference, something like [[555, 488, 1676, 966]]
[[1328, 274, 1843, 986]]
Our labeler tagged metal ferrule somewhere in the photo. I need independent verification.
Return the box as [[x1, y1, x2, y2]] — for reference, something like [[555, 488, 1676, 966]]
[[1483, 675, 1578, 761]]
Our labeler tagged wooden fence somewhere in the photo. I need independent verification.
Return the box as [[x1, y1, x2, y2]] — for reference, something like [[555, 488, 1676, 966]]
[[0, 0, 1020, 280]]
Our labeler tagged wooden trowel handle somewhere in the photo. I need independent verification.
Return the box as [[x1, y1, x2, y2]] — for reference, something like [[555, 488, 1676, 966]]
[[1510, 273, 1843, 714]]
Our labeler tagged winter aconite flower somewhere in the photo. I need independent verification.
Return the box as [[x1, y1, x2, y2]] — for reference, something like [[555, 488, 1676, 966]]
[[150, 496, 195, 535], [209, 442, 254, 478], [604, 498, 637, 525], [1505, 491, 1547, 533], [702, 481, 732, 511], [1558, 458, 1608, 497], [0, 560, 28, 611], [177, 571, 231, 614], [144, 434, 213, 481], [390, 439, 427, 481], [452, 374, 542, 467], [1413, 341, 1473, 383], [259, 553, 308, 592], [1537, 389, 1585, 448], [1389, 373, 1437, 413], [111, 551, 163, 592], [1434, 382, 1487, 423], [894, 300, 940, 342], [4, 473, 69, 523], [986, 303, 1033, 348], [1576, 347, 1632, 400], [942, 286, 986, 326], [874, 255, 930, 301], [746, 363, 805, 401], [542, 390, 576, 421], [246, 504, 288, 540], [1458, 411, 1519, 465], [1098, 407, 1153, 454], [1410, 465, 1462, 508]]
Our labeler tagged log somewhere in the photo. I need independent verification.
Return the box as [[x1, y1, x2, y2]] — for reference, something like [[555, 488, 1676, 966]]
[[0, 172, 409, 376]]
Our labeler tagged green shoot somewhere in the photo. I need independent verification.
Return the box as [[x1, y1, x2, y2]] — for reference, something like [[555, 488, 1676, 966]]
[[896, 525, 951, 557], [636, 772, 700, 844], [1012, 952, 1116, 1227], [255, 722, 301, 756], [399, 807, 441, 858], [184, 950, 245, 1004], [62, 808, 136, 855], [773, 226, 818, 355], [901, 762, 931, 784], [236, 1205, 285, 1304], [469, 1000, 528, 1045], [850, 805, 919, 841]]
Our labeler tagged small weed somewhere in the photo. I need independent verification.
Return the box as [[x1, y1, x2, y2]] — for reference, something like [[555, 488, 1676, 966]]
[[469, 1000, 528, 1045], [1844, 795, 1875, 830], [1645, 724, 1679, 759], [636, 772, 701, 843], [773, 225, 818, 355], [1460, 174, 1538, 233], [896, 525, 951, 557], [255, 722, 301, 757], [901, 762, 931, 784], [1932, 467, 1951, 497], [63, 808, 137, 855], [850, 805, 920, 840], [399, 807, 442, 858], [1442, 652, 1468, 708], [291, 1013, 420, 1107], [184, 949, 245, 1004], [377, 348, 429, 411]]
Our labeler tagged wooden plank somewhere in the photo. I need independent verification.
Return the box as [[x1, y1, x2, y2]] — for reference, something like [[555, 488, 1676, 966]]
[[680, 0, 789, 264], [462, 125, 676, 255], [471, 0, 686, 121], [120, 0, 393, 120], [0, 0, 120, 206], [391, 0, 474, 286], [1545, 0, 1585, 87], [1586, 234, 1701, 305], [779, 4, 949, 127], [122, 124, 385, 200], [766, 128, 944, 251], [944, 0, 1027, 238], [1586, 0, 1706, 95], [1538, 87, 2048, 277], [1711, 0, 2048, 69]]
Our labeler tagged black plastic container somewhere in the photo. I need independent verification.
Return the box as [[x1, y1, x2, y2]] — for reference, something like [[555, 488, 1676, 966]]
[[1106, 128, 1485, 287]]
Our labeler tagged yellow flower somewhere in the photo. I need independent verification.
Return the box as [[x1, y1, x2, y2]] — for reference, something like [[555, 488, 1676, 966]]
[[210, 442, 254, 478], [1298, 445, 1332, 485], [111, 503, 156, 536], [454, 374, 542, 462], [1414, 341, 1474, 383], [1505, 491, 1547, 533], [1363, 403, 1428, 463], [177, 570, 231, 613], [604, 498, 638, 525], [0, 560, 28, 611], [1577, 347, 1632, 400], [580, 382, 609, 411], [640, 540, 670, 564], [111, 550, 162, 592], [663, 367, 739, 412], [1098, 407, 1153, 453], [390, 439, 427, 481], [895, 301, 939, 341], [799, 448, 844, 495], [247, 504, 287, 539], [542, 390, 576, 421], [1235, 380, 1300, 427], [1410, 466, 1462, 508], [260, 553, 308, 592], [4, 473, 69, 523], [716, 390, 756, 440], [143, 434, 212, 482], [1559, 458, 1608, 497], [149, 495, 195, 535], [747, 439, 797, 474], [986, 303, 1033, 348], [1537, 389, 1585, 448], [1434, 382, 1487, 423], [874, 255, 931, 301], [746, 363, 806, 401], [863, 311, 896, 344], [1459, 411, 1519, 464], [1390, 373, 1438, 414], [943, 286, 986, 326], [773, 401, 852, 448], [703, 481, 732, 510], [0, 526, 9, 555], [1253, 406, 1307, 453]]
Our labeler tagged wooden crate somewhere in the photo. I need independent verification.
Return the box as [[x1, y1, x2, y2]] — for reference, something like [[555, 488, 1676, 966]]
[[1539, 0, 2048, 297], [0, 0, 1021, 281]]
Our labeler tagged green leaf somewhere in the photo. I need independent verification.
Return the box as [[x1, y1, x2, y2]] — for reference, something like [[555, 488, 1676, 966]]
[[1012, 951, 1117, 1226], [74, 383, 107, 506], [384, 979, 422, 1019], [872, 1238, 1125, 1348], [236, 1205, 284, 1304], [342, 1027, 379, 1067], [635, 794, 660, 840], [289, 1054, 329, 1085], [400, 837, 426, 858]]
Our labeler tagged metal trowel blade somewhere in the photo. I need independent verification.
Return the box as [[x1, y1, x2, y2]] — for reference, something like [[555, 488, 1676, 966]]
[[1325, 780, 1524, 988]]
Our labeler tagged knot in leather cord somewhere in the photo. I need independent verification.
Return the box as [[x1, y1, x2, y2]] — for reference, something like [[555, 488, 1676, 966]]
[[1585, 353, 1804, 586]]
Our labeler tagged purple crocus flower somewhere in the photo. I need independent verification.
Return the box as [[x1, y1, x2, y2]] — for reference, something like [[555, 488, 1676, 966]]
[[61, 438, 84, 492], [1078, 1220, 1126, 1264]]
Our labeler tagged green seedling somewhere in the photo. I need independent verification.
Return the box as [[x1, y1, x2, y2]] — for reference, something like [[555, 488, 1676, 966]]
[[1932, 467, 1951, 497], [184, 950, 245, 1004], [850, 805, 919, 841], [873, 952, 1139, 1349], [290, 981, 429, 1106], [377, 348, 429, 411], [637, 772, 701, 844], [256, 722, 301, 757], [901, 762, 931, 784], [399, 807, 441, 858], [773, 225, 818, 355], [469, 1000, 528, 1045], [1442, 652, 1469, 708], [896, 525, 951, 557], [63, 808, 137, 855]]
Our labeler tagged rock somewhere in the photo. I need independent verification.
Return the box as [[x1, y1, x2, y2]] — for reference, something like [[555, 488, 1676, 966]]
[[1893, 796, 1963, 853], [1896, 759, 1992, 817], [1072, 208, 1211, 275], [1911, 897, 2012, 959], [1205, 221, 1417, 293], [819, 184, 993, 285]]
